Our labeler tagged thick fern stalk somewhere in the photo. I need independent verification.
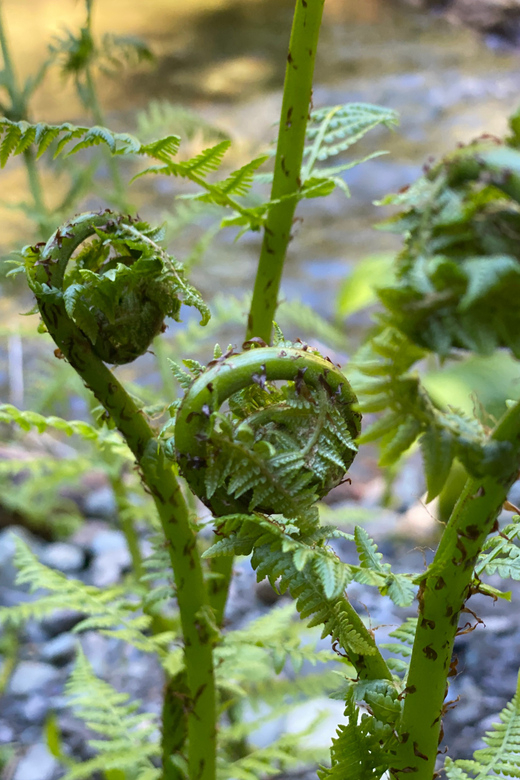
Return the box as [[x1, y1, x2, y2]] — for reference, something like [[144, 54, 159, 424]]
[[24, 215, 217, 780], [246, 0, 325, 342], [394, 399, 520, 779]]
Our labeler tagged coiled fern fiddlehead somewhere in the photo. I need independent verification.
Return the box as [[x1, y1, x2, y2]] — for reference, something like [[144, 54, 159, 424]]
[[174, 343, 361, 519], [24, 209, 209, 364]]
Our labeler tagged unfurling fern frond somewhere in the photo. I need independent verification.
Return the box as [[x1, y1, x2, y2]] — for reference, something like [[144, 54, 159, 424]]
[[376, 136, 520, 360], [22, 210, 209, 365], [352, 327, 513, 499], [59, 651, 160, 780], [173, 343, 360, 521], [445, 670, 520, 780]]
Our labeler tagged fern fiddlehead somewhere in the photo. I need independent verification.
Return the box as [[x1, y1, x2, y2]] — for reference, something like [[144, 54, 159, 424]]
[[174, 343, 361, 519], [24, 209, 209, 365]]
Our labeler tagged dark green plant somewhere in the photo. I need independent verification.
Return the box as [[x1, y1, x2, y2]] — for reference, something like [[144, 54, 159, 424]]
[[3, 3, 520, 780]]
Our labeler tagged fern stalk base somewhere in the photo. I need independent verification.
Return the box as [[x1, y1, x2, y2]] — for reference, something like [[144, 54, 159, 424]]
[[395, 400, 520, 779]]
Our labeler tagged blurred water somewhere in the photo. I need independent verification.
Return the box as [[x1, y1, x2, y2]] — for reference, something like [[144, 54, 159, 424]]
[[1, 0, 519, 325]]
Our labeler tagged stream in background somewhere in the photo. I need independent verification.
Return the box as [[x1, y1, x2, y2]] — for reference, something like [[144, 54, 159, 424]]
[[1, 0, 519, 319]]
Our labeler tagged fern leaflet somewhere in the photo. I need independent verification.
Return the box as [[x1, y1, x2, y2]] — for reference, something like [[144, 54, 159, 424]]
[[0, 540, 173, 658], [59, 651, 160, 780], [445, 670, 520, 780]]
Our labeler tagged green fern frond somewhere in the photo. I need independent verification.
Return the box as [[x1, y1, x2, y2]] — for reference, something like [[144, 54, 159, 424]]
[[204, 514, 372, 656], [476, 521, 520, 580], [136, 100, 229, 144], [353, 527, 416, 607], [193, 155, 269, 203], [0, 403, 130, 458], [219, 603, 338, 678], [445, 670, 520, 780], [302, 103, 398, 182], [352, 327, 513, 497], [380, 618, 417, 676], [59, 651, 160, 780], [0, 540, 171, 657], [219, 728, 326, 780]]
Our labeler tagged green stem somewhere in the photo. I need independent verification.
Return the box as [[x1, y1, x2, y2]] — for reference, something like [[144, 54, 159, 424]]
[[80, 1, 130, 210], [107, 467, 145, 580], [246, 0, 325, 343], [395, 399, 520, 779], [31, 226, 217, 780], [0, 1, 23, 117]]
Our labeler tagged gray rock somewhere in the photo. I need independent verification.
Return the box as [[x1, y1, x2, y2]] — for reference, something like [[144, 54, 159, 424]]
[[286, 697, 347, 747], [241, 700, 287, 748], [0, 722, 14, 742], [83, 486, 116, 519], [18, 725, 42, 745], [449, 678, 485, 726], [8, 661, 60, 696], [90, 548, 132, 587], [40, 543, 85, 573], [13, 742, 59, 780], [70, 519, 110, 549], [21, 694, 49, 724], [0, 586, 38, 610], [42, 609, 85, 638], [90, 529, 127, 556], [40, 633, 77, 666]]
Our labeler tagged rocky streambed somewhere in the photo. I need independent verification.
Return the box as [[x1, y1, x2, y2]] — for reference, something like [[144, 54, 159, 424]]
[[398, 0, 520, 45]]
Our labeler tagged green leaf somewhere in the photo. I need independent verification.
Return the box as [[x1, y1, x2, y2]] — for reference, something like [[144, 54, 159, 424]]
[[337, 253, 395, 318]]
